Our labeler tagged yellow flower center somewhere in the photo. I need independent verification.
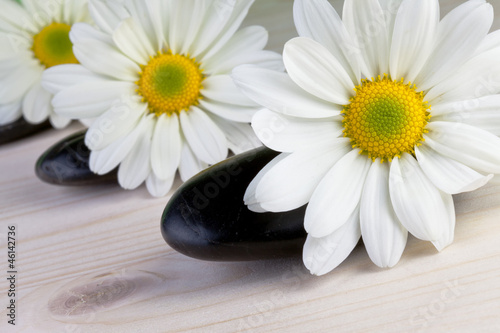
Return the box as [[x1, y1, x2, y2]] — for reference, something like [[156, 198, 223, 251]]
[[342, 76, 431, 161], [136, 52, 204, 116], [32, 23, 78, 68]]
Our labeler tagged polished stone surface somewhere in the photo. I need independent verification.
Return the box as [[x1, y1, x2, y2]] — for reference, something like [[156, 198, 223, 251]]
[[161, 147, 307, 261], [36, 130, 117, 186], [0, 118, 51, 145]]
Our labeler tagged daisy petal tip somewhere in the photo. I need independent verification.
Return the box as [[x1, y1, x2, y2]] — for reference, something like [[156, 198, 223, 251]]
[[303, 222, 329, 239], [246, 203, 268, 213], [302, 242, 343, 277], [432, 243, 446, 253], [146, 173, 175, 198], [304, 264, 325, 277], [432, 236, 454, 253], [231, 64, 258, 77], [371, 262, 388, 269], [242, 191, 254, 205], [366, 250, 399, 269], [302, 253, 325, 276], [304, 206, 349, 239], [374, 258, 400, 269], [458, 173, 495, 193]]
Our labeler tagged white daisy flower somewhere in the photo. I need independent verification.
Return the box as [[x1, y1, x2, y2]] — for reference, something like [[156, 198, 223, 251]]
[[0, 0, 91, 128], [233, 0, 500, 275], [42, 0, 283, 197]]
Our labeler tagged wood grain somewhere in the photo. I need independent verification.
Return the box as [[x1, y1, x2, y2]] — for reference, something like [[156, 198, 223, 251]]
[[1, 1, 500, 332]]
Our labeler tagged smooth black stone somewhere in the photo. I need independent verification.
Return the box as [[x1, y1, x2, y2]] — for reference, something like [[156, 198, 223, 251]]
[[36, 130, 117, 186], [161, 147, 307, 261], [0, 118, 51, 145]]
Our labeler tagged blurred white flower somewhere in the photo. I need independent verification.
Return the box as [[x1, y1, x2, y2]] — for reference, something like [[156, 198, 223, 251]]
[[43, 0, 282, 196], [0, 0, 91, 128]]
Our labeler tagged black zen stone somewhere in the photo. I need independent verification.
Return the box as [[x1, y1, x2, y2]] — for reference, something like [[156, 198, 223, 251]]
[[0, 118, 51, 145], [161, 147, 307, 261], [36, 130, 117, 186]]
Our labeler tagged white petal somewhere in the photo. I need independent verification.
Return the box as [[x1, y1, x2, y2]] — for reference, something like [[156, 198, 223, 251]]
[[151, 113, 181, 180], [414, 0, 493, 90], [192, 0, 255, 59], [415, 144, 492, 194], [22, 83, 52, 124], [378, 0, 404, 37], [360, 160, 407, 268], [389, 0, 439, 83], [21, 0, 53, 26], [0, 62, 41, 104], [203, 74, 257, 107], [117, 115, 155, 190], [88, 0, 130, 34], [41, 64, 108, 95], [85, 100, 146, 150], [167, 0, 202, 55], [251, 109, 343, 153], [0, 53, 29, 74], [52, 81, 135, 119], [424, 47, 500, 104], [89, 124, 142, 175], [123, 0, 164, 51], [209, 115, 262, 154], [148, 1, 168, 49], [305, 149, 371, 238], [430, 95, 500, 117], [424, 121, 500, 174], [70, 22, 114, 45], [342, 0, 389, 78], [62, 0, 90, 24], [73, 39, 141, 82], [180, 107, 227, 165], [207, 24, 267, 57], [293, 0, 362, 82], [0, 100, 22, 125], [0, 1, 38, 34], [244, 152, 288, 212], [49, 111, 71, 129], [434, 109, 500, 137], [254, 140, 351, 212], [389, 153, 447, 241], [232, 65, 341, 118], [198, 99, 256, 123], [431, 192, 455, 252], [209, 50, 283, 76], [284, 37, 354, 105], [202, 26, 278, 75], [432, 95, 500, 135], [178, 140, 208, 181], [112, 17, 155, 65], [0, 32, 31, 58], [303, 207, 361, 276], [474, 29, 500, 56], [146, 171, 175, 198]]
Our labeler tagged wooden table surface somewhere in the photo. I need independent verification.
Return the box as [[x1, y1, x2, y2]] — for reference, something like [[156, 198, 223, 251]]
[[1, 1, 500, 332]]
